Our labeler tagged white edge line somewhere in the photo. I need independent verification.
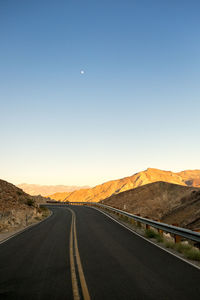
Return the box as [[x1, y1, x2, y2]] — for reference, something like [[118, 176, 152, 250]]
[[91, 206, 200, 271], [0, 210, 53, 245]]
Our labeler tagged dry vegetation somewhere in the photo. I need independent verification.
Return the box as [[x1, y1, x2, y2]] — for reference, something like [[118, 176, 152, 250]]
[[145, 228, 200, 261]]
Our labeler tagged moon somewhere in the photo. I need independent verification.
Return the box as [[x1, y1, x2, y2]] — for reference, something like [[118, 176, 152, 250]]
[[80, 70, 85, 74]]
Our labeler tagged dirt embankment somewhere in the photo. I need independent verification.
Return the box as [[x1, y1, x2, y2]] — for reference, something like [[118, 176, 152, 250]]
[[0, 179, 49, 234], [162, 189, 200, 229]]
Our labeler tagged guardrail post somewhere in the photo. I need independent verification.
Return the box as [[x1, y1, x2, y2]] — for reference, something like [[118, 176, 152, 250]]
[[144, 216, 150, 230], [135, 214, 141, 227], [172, 223, 181, 243], [154, 220, 163, 235], [174, 234, 181, 243], [145, 224, 150, 230], [193, 229, 200, 248]]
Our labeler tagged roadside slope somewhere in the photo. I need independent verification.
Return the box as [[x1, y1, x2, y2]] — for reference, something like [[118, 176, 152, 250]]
[[162, 189, 200, 229], [0, 179, 48, 233], [102, 181, 200, 228]]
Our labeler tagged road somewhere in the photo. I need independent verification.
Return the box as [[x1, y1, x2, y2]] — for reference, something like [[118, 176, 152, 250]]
[[0, 206, 200, 300]]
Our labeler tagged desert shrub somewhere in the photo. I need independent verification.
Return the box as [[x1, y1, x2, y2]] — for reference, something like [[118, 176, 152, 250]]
[[26, 199, 35, 206], [145, 229, 200, 262], [145, 229, 163, 242], [39, 206, 48, 212], [123, 215, 128, 222], [16, 190, 23, 196], [164, 240, 175, 249], [155, 234, 164, 243], [174, 242, 192, 254], [145, 229, 158, 238], [184, 248, 200, 261], [119, 214, 128, 222], [38, 206, 49, 217], [163, 240, 200, 261]]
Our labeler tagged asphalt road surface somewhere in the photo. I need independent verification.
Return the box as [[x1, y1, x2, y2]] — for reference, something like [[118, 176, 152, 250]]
[[0, 206, 200, 300]]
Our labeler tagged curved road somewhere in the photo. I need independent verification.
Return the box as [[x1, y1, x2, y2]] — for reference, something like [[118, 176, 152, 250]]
[[0, 206, 200, 299]]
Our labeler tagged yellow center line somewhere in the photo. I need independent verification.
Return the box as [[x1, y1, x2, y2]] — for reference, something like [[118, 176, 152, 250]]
[[68, 208, 91, 300], [69, 212, 80, 300], [73, 212, 91, 300]]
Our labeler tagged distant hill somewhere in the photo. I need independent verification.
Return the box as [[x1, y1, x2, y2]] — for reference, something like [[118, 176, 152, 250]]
[[102, 181, 200, 229], [49, 168, 200, 202], [177, 170, 200, 187], [18, 183, 90, 196]]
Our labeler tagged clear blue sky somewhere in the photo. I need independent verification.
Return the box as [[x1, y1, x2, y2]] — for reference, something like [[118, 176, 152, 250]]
[[1, 0, 200, 186]]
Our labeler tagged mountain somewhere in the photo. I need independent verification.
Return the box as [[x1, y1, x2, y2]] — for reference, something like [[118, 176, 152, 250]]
[[17, 183, 90, 196], [49, 168, 200, 202], [102, 181, 200, 229], [0, 179, 48, 232], [177, 170, 200, 187]]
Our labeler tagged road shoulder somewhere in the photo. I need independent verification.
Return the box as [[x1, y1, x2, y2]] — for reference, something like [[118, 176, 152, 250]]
[[0, 209, 52, 244], [91, 206, 200, 270]]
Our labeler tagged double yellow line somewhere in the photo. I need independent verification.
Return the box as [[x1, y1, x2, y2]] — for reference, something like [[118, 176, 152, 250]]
[[68, 208, 91, 300]]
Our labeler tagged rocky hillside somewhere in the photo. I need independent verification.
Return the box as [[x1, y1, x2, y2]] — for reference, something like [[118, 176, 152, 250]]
[[49, 168, 200, 202], [162, 189, 200, 229], [0, 179, 48, 233], [18, 183, 90, 196], [102, 181, 200, 229]]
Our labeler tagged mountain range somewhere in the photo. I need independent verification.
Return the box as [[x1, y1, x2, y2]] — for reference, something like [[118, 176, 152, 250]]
[[1, 168, 200, 230], [49, 168, 200, 202], [17, 183, 90, 196]]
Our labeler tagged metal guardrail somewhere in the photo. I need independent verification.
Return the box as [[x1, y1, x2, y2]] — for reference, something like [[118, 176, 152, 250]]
[[91, 203, 200, 243], [41, 201, 200, 244]]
